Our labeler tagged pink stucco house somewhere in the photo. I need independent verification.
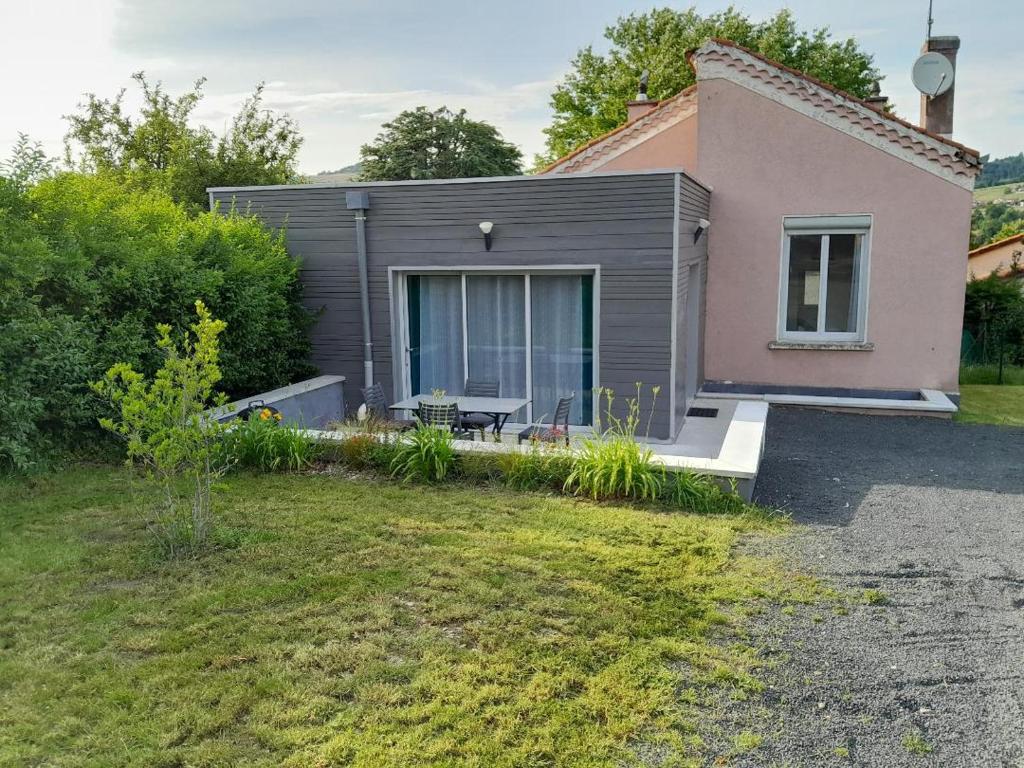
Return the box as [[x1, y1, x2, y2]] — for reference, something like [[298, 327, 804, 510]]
[[544, 39, 981, 405]]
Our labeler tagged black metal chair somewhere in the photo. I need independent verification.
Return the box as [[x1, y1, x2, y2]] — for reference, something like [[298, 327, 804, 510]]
[[519, 392, 574, 446], [460, 378, 499, 433], [417, 401, 472, 439], [361, 383, 416, 431]]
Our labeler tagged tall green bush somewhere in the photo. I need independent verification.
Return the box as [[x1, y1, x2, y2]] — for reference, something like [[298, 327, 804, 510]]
[[0, 172, 314, 470], [963, 273, 1024, 376]]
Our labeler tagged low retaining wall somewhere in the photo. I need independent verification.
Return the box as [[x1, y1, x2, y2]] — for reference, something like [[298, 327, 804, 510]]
[[211, 375, 346, 429]]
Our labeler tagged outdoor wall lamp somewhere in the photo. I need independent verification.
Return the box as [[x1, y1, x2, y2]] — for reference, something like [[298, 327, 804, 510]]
[[693, 218, 710, 244], [479, 221, 494, 251]]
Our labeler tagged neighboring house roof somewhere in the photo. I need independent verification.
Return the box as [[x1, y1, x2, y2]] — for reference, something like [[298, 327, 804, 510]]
[[543, 38, 981, 188], [968, 232, 1024, 259], [967, 232, 1024, 280]]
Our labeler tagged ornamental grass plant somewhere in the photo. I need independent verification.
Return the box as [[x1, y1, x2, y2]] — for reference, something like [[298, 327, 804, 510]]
[[220, 410, 320, 472], [564, 383, 665, 501]]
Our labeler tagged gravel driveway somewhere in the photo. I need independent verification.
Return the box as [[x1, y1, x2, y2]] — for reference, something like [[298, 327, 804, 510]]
[[725, 407, 1024, 767]]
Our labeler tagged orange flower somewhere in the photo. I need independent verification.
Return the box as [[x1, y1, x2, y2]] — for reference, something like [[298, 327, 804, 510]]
[[259, 408, 272, 420], [274, 412, 283, 422]]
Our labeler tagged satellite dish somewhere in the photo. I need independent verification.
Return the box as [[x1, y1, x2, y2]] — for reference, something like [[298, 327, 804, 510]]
[[912, 51, 954, 97]]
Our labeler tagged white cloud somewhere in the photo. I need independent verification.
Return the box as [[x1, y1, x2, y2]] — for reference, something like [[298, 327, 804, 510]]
[[2, 0, 1021, 175], [192, 77, 560, 171]]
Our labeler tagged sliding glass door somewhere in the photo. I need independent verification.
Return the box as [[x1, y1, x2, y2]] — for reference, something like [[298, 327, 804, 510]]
[[530, 275, 592, 426], [466, 276, 527, 399], [407, 275, 464, 396], [404, 272, 593, 425]]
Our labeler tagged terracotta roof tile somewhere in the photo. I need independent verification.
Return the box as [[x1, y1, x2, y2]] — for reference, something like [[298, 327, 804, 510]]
[[694, 38, 980, 160]]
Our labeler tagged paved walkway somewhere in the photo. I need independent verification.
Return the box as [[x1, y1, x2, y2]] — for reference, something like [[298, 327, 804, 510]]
[[726, 407, 1024, 767]]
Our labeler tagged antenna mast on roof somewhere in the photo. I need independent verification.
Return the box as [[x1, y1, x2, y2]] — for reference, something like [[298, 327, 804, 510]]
[[926, 0, 934, 39]]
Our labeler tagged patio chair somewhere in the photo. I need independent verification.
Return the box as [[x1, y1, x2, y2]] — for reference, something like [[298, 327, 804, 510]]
[[460, 378, 499, 432], [361, 383, 416, 431], [518, 393, 574, 446], [417, 401, 472, 439]]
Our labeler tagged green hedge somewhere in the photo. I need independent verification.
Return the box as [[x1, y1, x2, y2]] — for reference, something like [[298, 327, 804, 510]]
[[0, 173, 313, 470]]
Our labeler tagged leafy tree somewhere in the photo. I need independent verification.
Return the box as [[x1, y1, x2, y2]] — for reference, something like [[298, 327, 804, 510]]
[[539, 6, 882, 164], [359, 107, 522, 181], [0, 133, 57, 191], [64, 74, 302, 209], [971, 202, 1024, 248]]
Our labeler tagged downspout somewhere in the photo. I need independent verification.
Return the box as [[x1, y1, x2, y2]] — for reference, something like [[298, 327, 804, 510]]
[[346, 190, 373, 388]]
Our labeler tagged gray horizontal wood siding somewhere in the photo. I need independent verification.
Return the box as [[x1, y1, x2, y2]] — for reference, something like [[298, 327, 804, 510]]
[[674, 176, 712, 433], [211, 171, 705, 439]]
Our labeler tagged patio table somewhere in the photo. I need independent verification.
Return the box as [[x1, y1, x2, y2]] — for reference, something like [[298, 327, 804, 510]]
[[390, 395, 530, 436]]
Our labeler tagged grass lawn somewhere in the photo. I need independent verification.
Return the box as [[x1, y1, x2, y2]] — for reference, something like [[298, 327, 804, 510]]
[[0, 467, 811, 767], [956, 384, 1024, 427]]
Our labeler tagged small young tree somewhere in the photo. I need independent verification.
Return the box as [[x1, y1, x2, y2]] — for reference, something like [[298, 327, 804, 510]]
[[92, 301, 230, 556]]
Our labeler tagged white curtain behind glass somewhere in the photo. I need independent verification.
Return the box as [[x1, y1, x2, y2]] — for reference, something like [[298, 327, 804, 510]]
[[531, 275, 585, 425], [416, 276, 464, 396], [466, 276, 527, 417]]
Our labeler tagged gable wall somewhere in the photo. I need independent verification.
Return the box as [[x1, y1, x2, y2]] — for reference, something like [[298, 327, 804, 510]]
[[697, 77, 973, 392], [593, 112, 699, 176]]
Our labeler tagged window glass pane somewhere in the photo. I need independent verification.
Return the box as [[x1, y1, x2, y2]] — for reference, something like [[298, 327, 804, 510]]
[[466, 276, 527, 419], [409, 275, 464, 396], [825, 234, 860, 333], [530, 275, 593, 426], [786, 235, 822, 332]]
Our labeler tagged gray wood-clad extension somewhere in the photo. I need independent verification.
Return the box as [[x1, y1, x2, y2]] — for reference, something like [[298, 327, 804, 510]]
[[209, 170, 710, 439]]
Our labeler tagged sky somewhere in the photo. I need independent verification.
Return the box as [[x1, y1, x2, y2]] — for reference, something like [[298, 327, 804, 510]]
[[1, 0, 1022, 174]]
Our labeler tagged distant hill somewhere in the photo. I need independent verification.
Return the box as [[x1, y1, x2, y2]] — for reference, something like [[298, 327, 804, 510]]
[[974, 181, 1024, 206], [972, 181, 1024, 248], [977, 153, 1024, 188], [311, 163, 362, 184]]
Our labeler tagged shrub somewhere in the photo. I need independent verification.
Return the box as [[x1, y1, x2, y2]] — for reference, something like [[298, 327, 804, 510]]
[[962, 273, 1024, 372], [499, 444, 574, 492], [91, 301, 229, 557], [0, 171, 314, 470], [564, 436, 664, 501], [662, 471, 749, 514], [334, 432, 385, 470], [564, 384, 664, 501], [457, 452, 503, 484], [389, 425, 456, 483], [220, 411, 320, 472]]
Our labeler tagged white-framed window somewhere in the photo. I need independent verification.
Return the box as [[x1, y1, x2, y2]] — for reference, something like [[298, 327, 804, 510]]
[[778, 215, 871, 343]]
